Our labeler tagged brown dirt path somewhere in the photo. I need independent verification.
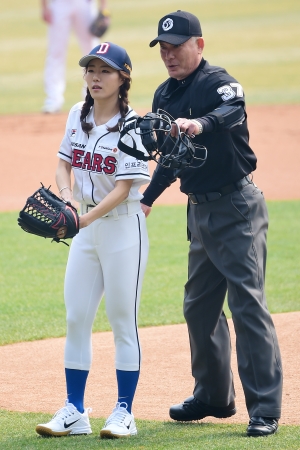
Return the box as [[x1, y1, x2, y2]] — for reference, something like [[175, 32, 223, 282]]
[[0, 313, 299, 424], [0, 105, 299, 210], [0, 105, 299, 424]]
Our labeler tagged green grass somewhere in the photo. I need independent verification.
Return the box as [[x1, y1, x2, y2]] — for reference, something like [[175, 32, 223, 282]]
[[264, 201, 300, 312], [1, 410, 300, 449], [0, 0, 300, 114], [0, 201, 299, 346]]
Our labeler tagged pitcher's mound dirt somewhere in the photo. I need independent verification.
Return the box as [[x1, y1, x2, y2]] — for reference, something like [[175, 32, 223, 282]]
[[0, 105, 299, 424], [0, 313, 299, 424]]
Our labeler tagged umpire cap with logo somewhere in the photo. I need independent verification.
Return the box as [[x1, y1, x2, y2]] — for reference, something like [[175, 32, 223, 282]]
[[79, 42, 132, 74], [150, 10, 202, 47]]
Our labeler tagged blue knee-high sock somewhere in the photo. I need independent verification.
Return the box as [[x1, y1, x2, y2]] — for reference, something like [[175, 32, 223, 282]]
[[116, 369, 140, 414], [65, 368, 89, 414]]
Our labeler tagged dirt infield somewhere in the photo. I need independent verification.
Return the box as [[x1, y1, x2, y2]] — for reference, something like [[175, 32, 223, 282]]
[[0, 313, 300, 425], [0, 105, 299, 424], [0, 105, 299, 210]]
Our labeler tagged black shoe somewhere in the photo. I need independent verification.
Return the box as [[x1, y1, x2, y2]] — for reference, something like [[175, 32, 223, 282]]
[[247, 416, 278, 437], [169, 396, 236, 421]]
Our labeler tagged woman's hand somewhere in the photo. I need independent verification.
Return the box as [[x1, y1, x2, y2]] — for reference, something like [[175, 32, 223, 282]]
[[79, 214, 90, 229], [84, 180, 133, 225], [60, 187, 73, 204], [56, 227, 67, 239]]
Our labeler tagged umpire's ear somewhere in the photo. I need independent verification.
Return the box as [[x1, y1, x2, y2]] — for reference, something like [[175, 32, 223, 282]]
[[195, 37, 205, 55]]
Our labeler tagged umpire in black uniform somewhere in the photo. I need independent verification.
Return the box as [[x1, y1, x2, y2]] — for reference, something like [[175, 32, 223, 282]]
[[141, 10, 283, 437]]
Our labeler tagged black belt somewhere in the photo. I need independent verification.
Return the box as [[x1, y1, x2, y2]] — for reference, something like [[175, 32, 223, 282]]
[[188, 176, 252, 205]]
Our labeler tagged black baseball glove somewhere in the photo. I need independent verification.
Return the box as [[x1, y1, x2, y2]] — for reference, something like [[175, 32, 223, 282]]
[[18, 184, 79, 244], [89, 9, 111, 38]]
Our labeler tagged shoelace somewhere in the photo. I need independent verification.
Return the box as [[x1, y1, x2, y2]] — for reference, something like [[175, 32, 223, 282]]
[[105, 402, 130, 426], [53, 406, 77, 421], [50, 400, 77, 421], [50, 403, 92, 422]]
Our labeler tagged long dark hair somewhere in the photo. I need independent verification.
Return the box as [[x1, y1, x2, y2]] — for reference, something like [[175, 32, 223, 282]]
[[80, 70, 131, 135]]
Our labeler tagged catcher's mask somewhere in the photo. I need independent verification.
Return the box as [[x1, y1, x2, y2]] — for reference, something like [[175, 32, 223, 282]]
[[117, 110, 207, 170]]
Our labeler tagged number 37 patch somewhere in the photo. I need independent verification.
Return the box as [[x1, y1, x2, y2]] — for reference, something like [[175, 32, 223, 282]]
[[217, 83, 244, 101]]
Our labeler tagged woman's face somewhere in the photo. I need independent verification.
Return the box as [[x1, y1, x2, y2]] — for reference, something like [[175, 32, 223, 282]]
[[84, 58, 123, 101]]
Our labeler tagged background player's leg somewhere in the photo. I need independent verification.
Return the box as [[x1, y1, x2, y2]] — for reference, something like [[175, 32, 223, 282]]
[[72, 0, 99, 55], [43, 1, 71, 112], [72, 0, 99, 99]]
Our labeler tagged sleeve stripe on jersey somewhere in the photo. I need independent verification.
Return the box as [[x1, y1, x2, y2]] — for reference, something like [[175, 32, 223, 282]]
[[58, 151, 72, 160]]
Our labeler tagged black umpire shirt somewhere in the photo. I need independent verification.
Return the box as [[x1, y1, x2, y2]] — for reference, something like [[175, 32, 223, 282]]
[[142, 58, 257, 206]]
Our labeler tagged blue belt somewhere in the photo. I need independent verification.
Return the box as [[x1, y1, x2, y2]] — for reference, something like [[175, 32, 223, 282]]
[[188, 176, 252, 205]]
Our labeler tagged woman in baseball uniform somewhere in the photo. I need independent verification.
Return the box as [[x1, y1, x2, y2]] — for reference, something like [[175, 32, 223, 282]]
[[36, 42, 150, 439]]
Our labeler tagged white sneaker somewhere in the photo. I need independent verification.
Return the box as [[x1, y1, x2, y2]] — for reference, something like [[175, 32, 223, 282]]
[[35, 400, 92, 436], [100, 402, 137, 439]]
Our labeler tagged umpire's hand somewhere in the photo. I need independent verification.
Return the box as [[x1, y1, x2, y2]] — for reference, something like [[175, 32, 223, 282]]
[[171, 118, 201, 138], [141, 203, 152, 217]]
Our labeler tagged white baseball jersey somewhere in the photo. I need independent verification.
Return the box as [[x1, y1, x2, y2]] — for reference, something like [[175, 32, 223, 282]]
[[58, 102, 151, 205]]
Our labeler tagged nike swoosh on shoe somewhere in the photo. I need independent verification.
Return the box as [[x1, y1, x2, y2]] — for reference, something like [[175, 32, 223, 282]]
[[64, 419, 81, 428]]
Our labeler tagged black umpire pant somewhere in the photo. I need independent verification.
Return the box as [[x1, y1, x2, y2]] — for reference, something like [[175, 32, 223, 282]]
[[185, 181, 283, 418]]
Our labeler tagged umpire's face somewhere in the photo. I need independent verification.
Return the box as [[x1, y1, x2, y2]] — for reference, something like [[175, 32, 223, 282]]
[[159, 37, 204, 80]]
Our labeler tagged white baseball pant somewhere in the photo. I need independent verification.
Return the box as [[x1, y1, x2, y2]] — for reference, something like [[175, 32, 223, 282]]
[[64, 206, 149, 372]]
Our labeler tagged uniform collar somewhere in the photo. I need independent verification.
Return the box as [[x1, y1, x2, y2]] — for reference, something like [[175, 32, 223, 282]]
[[86, 106, 121, 131], [161, 58, 207, 98]]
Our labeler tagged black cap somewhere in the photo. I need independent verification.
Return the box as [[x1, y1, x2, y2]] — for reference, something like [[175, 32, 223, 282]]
[[150, 10, 202, 47], [79, 42, 132, 74]]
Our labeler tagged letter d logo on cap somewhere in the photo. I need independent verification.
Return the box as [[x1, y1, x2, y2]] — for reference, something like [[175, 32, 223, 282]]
[[97, 43, 110, 54]]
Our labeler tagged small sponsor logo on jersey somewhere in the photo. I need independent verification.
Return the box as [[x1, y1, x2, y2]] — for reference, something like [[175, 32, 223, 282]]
[[112, 147, 118, 153], [71, 129, 77, 137], [162, 18, 173, 31], [71, 141, 86, 149], [124, 158, 147, 171], [97, 144, 115, 153]]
